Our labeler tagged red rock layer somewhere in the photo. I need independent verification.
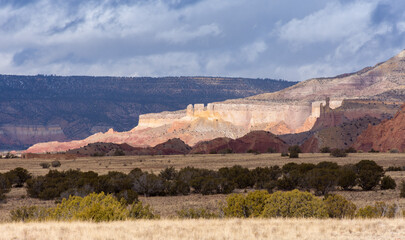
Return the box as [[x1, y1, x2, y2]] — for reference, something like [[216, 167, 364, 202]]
[[191, 131, 289, 154], [353, 104, 405, 152]]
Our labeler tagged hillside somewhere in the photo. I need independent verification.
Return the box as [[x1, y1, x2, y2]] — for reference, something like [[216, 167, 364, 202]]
[[0, 75, 295, 150], [353, 104, 405, 152], [27, 50, 405, 153]]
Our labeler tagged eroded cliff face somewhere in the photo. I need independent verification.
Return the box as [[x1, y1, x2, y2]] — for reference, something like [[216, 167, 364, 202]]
[[353, 104, 405, 152], [26, 50, 405, 153], [0, 125, 67, 149]]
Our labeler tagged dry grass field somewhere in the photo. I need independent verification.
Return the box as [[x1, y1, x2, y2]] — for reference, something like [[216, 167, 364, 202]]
[[1, 153, 404, 176], [0, 219, 405, 240], [1, 153, 405, 221]]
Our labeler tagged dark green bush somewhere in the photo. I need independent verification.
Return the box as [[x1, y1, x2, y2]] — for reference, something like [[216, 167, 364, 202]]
[[159, 167, 178, 181], [330, 149, 347, 157], [306, 168, 338, 195], [51, 160, 61, 168], [288, 145, 300, 158], [320, 147, 331, 153], [345, 147, 357, 153], [0, 173, 11, 202], [5, 167, 31, 187], [39, 162, 50, 169], [355, 160, 384, 190], [380, 176, 396, 190], [338, 165, 357, 190], [386, 166, 403, 171]]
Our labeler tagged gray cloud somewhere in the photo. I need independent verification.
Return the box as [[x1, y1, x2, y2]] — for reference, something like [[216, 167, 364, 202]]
[[0, 0, 404, 81]]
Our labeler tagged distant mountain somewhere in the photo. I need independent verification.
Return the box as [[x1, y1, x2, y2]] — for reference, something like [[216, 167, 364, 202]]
[[0, 75, 295, 150], [27, 50, 405, 153]]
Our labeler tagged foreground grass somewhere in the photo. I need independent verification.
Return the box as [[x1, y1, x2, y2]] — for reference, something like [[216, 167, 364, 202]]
[[1, 219, 405, 240]]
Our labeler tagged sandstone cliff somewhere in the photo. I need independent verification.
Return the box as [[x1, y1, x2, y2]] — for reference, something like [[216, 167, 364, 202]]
[[353, 104, 405, 152], [1, 75, 294, 150], [26, 50, 405, 153]]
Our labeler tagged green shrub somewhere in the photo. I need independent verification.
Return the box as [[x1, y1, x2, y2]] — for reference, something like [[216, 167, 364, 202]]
[[386, 166, 403, 171], [380, 176, 396, 190], [222, 193, 248, 218], [338, 165, 357, 190], [324, 194, 356, 218], [306, 168, 338, 195], [261, 190, 328, 218], [356, 205, 379, 218], [115, 189, 138, 204], [281, 152, 289, 157], [159, 167, 178, 181], [128, 201, 157, 219], [355, 160, 384, 190], [320, 147, 331, 153], [244, 190, 271, 217], [11, 192, 157, 222], [356, 202, 399, 218], [0, 173, 11, 202], [288, 145, 301, 158], [345, 147, 357, 153], [51, 161, 61, 168], [50, 192, 128, 222], [330, 149, 347, 157], [39, 162, 50, 169], [113, 149, 125, 156], [5, 168, 31, 188], [176, 207, 217, 219]]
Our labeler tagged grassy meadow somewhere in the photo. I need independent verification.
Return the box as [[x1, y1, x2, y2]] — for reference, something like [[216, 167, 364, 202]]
[[1, 219, 405, 240], [1, 153, 405, 239]]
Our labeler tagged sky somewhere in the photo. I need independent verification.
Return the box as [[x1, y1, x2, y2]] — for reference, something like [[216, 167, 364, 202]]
[[0, 0, 405, 81]]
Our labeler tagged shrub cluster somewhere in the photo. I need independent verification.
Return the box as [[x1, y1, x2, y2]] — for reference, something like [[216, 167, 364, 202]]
[[26, 165, 282, 200], [10, 192, 157, 222], [222, 190, 401, 219], [275, 160, 386, 194], [222, 190, 356, 219], [26, 160, 389, 201], [0, 168, 32, 202]]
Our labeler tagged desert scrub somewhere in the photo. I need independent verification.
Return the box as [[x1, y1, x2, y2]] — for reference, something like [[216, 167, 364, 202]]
[[10, 192, 157, 222], [261, 190, 328, 218], [324, 194, 356, 218], [356, 202, 400, 218]]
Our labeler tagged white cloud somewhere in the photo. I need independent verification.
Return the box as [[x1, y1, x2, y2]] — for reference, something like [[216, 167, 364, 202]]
[[0, 0, 405, 81], [278, 1, 377, 44], [242, 40, 267, 62], [157, 23, 221, 44]]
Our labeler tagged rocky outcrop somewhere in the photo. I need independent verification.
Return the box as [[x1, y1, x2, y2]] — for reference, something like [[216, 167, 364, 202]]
[[26, 50, 405, 153], [191, 131, 289, 154], [67, 138, 191, 156], [1, 75, 295, 150], [353, 104, 405, 152]]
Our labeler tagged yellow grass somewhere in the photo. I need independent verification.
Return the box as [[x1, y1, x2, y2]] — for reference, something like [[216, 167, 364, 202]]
[[1, 153, 405, 176], [0, 219, 405, 240]]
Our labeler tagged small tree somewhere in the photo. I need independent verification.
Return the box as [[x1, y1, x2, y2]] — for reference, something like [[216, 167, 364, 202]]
[[380, 176, 396, 190], [288, 145, 301, 158], [330, 149, 347, 157], [355, 160, 384, 191]]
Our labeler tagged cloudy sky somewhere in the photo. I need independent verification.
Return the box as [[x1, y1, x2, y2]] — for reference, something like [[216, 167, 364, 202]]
[[0, 0, 405, 81]]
